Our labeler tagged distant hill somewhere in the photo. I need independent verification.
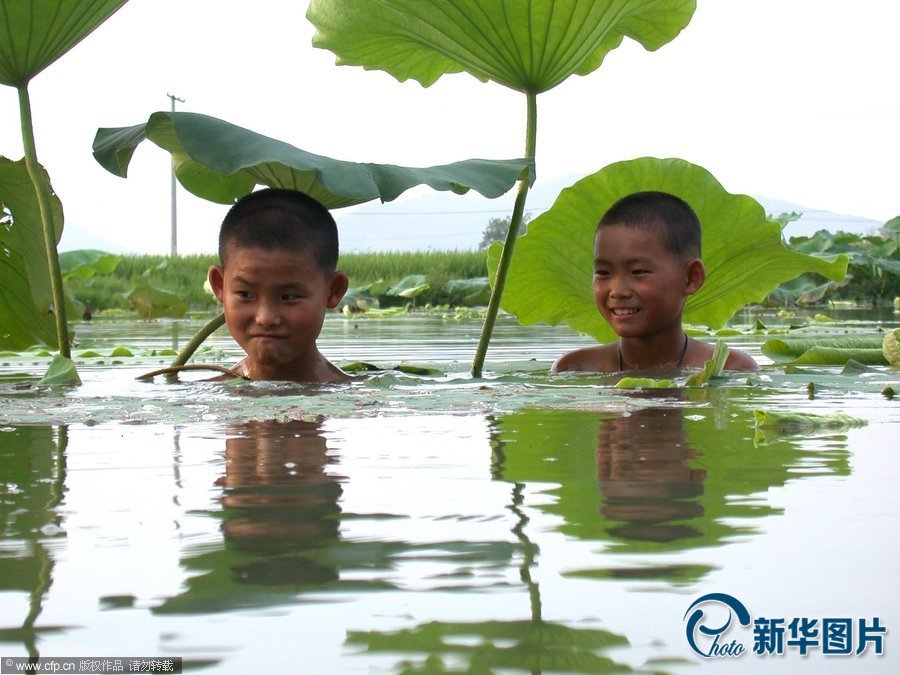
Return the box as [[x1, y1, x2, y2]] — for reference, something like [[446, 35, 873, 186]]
[[335, 173, 884, 252], [752, 197, 883, 239], [334, 174, 581, 252], [58, 221, 131, 253], [56, 175, 885, 255]]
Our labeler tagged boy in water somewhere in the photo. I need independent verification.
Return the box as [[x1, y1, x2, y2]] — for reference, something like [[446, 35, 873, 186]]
[[208, 188, 349, 382], [553, 191, 757, 373]]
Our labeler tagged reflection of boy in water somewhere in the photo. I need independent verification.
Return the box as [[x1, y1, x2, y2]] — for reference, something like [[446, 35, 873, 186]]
[[596, 407, 707, 543], [216, 419, 344, 585]]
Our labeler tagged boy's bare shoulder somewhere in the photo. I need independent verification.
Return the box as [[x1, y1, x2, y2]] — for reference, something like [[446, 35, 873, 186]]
[[687, 340, 759, 372], [552, 343, 618, 373]]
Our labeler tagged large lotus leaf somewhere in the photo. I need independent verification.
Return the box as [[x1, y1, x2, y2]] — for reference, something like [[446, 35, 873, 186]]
[[486, 158, 849, 343], [59, 249, 120, 280], [0, 156, 62, 348], [93, 112, 532, 208], [0, 0, 126, 86], [307, 0, 695, 93], [884, 216, 899, 234]]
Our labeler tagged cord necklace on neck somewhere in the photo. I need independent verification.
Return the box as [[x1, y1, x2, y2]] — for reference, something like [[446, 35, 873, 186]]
[[617, 333, 689, 372]]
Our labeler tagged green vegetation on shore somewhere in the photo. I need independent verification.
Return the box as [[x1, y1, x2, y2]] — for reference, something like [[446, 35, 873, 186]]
[[61, 222, 899, 318], [65, 250, 489, 314]]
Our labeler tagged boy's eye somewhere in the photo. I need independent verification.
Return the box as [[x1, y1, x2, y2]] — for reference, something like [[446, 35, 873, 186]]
[[594, 270, 610, 278], [632, 268, 651, 275], [234, 290, 253, 299], [282, 294, 302, 301]]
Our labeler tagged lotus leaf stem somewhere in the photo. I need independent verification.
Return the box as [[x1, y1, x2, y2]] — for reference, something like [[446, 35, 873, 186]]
[[472, 91, 537, 378], [171, 312, 226, 367], [18, 85, 70, 358]]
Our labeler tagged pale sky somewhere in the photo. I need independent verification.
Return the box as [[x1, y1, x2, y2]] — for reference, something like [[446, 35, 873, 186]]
[[1, 0, 897, 254]]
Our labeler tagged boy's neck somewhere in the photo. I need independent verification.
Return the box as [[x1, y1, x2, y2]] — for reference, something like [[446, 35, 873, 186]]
[[617, 330, 689, 371], [237, 351, 349, 383]]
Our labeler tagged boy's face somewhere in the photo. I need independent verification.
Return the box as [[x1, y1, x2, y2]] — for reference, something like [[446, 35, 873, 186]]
[[208, 246, 347, 380], [593, 224, 704, 340]]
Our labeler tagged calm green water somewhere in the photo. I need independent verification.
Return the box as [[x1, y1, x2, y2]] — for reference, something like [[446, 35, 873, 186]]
[[1, 312, 898, 673]]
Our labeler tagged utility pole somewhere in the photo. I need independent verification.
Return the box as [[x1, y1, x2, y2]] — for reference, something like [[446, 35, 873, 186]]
[[167, 93, 185, 256]]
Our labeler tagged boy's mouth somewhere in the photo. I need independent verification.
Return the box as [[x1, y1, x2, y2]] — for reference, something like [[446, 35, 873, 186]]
[[609, 308, 639, 316]]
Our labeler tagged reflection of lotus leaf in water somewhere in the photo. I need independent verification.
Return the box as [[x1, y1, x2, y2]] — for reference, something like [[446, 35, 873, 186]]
[[490, 390, 851, 581], [0, 426, 68, 656], [346, 619, 633, 673]]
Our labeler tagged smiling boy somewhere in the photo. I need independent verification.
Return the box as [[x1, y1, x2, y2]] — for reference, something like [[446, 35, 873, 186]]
[[208, 188, 349, 382], [553, 191, 757, 373]]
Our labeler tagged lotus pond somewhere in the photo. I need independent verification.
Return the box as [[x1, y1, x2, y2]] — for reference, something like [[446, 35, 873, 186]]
[[1, 309, 898, 673]]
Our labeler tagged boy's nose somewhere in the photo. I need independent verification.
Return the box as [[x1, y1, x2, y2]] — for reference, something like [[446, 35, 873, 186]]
[[609, 277, 632, 298], [255, 302, 282, 327]]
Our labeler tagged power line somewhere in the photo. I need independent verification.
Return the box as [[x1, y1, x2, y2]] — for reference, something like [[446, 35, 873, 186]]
[[343, 207, 548, 216], [341, 207, 882, 225]]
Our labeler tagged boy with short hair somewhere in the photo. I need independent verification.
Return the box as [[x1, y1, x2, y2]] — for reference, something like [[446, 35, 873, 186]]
[[553, 191, 758, 373], [208, 188, 349, 382]]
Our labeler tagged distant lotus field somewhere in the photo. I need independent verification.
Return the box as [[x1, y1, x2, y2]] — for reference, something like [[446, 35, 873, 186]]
[[62, 250, 490, 317], [60, 223, 898, 322]]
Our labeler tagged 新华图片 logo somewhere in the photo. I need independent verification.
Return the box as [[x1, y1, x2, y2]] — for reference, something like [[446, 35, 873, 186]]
[[683, 593, 886, 659]]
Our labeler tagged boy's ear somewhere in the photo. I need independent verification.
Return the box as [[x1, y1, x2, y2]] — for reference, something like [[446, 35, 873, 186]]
[[684, 258, 705, 296], [208, 265, 225, 303], [327, 271, 349, 309]]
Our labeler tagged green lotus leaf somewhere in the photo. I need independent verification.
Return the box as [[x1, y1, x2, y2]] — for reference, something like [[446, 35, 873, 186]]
[[341, 361, 382, 373], [59, 249, 120, 280], [126, 282, 188, 319], [339, 287, 380, 312], [762, 337, 887, 365], [349, 306, 409, 318], [884, 216, 900, 234], [0, 0, 126, 86], [397, 285, 430, 299], [884, 329, 900, 366], [93, 112, 532, 208], [613, 377, 677, 389], [442, 277, 491, 306], [395, 363, 444, 376], [386, 275, 428, 296], [768, 274, 849, 305], [37, 354, 81, 386], [486, 158, 850, 343], [685, 339, 728, 386], [0, 156, 62, 349], [307, 0, 695, 93]]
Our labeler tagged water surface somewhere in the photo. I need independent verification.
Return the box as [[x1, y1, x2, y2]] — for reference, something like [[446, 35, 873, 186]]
[[1, 312, 897, 672]]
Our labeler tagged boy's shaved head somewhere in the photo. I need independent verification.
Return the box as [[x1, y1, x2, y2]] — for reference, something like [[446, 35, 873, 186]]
[[597, 191, 701, 259], [219, 188, 339, 272]]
